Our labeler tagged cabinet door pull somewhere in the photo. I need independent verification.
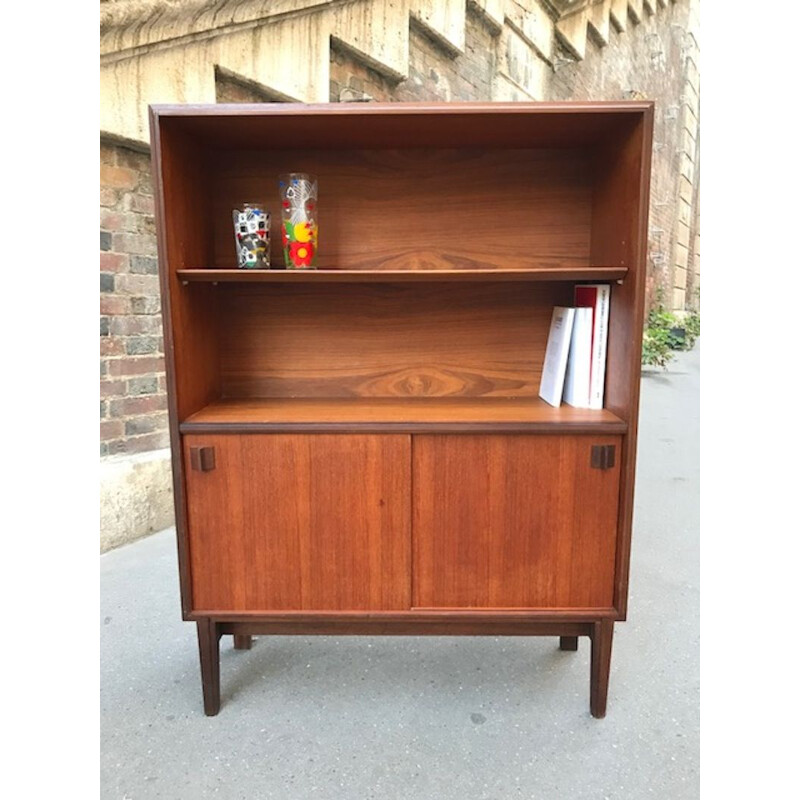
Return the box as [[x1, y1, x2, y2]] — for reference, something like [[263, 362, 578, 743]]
[[190, 446, 216, 472], [590, 444, 615, 470]]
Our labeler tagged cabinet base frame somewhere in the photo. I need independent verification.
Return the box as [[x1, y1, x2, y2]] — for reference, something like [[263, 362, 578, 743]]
[[196, 615, 615, 718]]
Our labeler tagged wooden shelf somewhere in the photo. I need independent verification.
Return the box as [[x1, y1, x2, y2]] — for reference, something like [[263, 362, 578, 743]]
[[177, 267, 628, 284], [180, 397, 627, 434]]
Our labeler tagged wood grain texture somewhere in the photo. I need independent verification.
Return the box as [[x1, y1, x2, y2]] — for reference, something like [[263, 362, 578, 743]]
[[151, 109, 218, 618], [158, 124, 219, 422], [193, 609, 617, 622], [196, 618, 220, 716], [590, 108, 654, 618], [590, 618, 614, 718], [177, 268, 628, 283], [211, 149, 592, 271], [180, 397, 626, 434], [156, 101, 652, 150], [215, 620, 594, 637], [183, 434, 411, 612], [217, 282, 572, 399], [413, 435, 621, 609]]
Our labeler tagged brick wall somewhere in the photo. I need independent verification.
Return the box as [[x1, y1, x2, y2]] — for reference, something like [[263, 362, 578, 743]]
[[100, 142, 169, 456], [100, 75, 286, 458]]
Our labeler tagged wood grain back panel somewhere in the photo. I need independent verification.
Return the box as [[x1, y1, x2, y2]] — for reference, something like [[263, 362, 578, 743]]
[[183, 433, 411, 612], [413, 434, 621, 609], [210, 148, 592, 271], [217, 281, 573, 399]]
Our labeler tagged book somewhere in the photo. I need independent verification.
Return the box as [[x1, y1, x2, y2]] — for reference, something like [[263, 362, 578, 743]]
[[574, 284, 611, 410], [563, 307, 593, 408], [539, 306, 576, 407]]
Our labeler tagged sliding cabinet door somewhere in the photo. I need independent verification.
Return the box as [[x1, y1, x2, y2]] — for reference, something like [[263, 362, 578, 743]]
[[413, 434, 621, 609]]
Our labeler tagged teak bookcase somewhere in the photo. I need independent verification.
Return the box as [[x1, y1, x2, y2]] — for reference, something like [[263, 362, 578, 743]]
[[150, 101, 653, 718]]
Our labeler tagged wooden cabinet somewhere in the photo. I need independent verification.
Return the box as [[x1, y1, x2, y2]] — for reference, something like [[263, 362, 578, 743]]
[[151, 101, 653, 718]]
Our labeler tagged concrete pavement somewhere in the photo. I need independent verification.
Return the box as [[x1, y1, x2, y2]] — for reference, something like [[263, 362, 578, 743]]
[[101, 345, 699, 799]]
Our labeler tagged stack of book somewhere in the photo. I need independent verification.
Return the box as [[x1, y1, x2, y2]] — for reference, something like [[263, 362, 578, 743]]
[[539, 284, 610, 409]]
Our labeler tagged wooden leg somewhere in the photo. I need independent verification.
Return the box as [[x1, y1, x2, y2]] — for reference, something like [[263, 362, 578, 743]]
[[197, 618, 221, 716], [590, 619, 614, 719], [559, 636, 578, 651], [233, 634, 253, 650]]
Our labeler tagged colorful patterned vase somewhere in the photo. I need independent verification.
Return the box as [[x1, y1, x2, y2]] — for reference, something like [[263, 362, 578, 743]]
[[232, 203, 270, 269], [279, 174, 318, 269]]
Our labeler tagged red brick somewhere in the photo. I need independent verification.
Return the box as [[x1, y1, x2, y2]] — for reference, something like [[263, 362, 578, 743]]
[[100, 252, 129, 273], [100, 295, 130, 315], [109, 394, 168, 417], [101, 164, 138, 190], [125, 430, 171, 453], [100, 337, 126, 356], [107, 355, 165, 377], [100, 420, 124, 441], [100, 379, 126, 398], [100, 209, 122, 232]]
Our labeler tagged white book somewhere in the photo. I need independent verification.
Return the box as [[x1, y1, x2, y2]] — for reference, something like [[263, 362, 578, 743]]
[[563, 307, 593, 408], [575, 284, 611, 409], [539, 307, 576, 407]]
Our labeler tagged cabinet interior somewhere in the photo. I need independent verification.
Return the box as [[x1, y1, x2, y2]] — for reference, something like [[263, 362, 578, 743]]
[[157, 108, 647, 430]]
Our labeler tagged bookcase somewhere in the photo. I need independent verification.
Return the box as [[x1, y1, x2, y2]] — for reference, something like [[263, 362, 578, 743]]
[[150, 101, 653, 717]]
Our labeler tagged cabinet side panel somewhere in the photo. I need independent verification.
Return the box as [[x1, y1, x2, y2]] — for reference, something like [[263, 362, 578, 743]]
[[413, 435, 620, 609], [158, 122, 220, 421], [183, 434, 411, 612], [590, 107, 654, 617], [152, 113, 220, 617]]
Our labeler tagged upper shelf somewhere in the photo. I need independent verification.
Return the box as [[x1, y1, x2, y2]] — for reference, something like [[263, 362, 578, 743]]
[[177, 267, 628, 284]]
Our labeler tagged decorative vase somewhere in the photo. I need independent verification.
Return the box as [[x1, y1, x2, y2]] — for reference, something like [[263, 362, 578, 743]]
[[232, 203, 270, 269], [279, 174, 318, 269]]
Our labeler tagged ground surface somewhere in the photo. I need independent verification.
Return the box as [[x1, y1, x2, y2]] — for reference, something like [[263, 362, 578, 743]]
[[100, 346, 700, 799]]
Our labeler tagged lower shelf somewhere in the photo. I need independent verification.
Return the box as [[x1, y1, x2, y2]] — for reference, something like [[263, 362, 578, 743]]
[[179, 397, 627, 434]]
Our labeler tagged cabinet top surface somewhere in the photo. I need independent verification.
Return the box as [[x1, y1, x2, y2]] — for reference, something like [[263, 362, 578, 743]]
[[151, 100, 654, 119], [150, 101, 654, 149]]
